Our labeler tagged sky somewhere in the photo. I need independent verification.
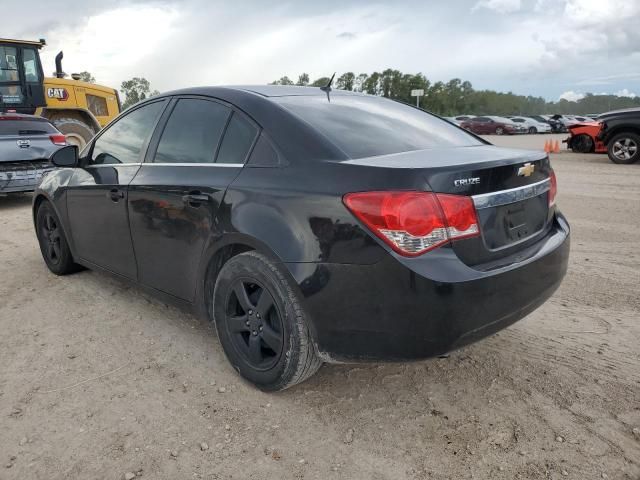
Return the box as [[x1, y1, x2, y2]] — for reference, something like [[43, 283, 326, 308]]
[[4, 0, 640, 101]]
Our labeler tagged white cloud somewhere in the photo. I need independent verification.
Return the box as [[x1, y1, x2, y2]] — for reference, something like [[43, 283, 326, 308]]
[[472, 0, 522, 14], [559, 91, 585, 102], [614, 88, 637, 98], [38, 4, 180, 87]]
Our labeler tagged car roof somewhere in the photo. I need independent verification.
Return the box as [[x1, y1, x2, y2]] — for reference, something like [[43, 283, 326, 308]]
[[155, 85, 363, 99], [0, 112, 51, 122]]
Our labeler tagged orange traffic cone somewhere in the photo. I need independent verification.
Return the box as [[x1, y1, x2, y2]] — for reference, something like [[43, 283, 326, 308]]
[[544, 140, 550, 153], [553, 140, 560, 153]]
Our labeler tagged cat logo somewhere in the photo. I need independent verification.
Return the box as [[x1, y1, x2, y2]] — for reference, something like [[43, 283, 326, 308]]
[[47, 87, 69, 101]]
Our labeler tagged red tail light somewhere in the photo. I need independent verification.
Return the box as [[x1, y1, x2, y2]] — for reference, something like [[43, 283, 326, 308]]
[[49, 134, 67, 146], [343, 191, 480, 257], [549, 170, 557, 206]]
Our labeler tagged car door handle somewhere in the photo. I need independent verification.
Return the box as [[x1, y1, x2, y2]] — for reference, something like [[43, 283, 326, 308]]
[[182, 192, 210, 206], [108, 189, 125, 202]]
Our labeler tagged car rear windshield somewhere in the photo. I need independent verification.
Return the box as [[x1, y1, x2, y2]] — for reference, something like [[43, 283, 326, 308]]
[[273, 95, 482, 159], [0, 119, 57, 136]]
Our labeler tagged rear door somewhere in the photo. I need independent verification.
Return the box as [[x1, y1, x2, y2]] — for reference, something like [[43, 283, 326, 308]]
[[128, 96, 259, 301], [66, 100, 167, 279]]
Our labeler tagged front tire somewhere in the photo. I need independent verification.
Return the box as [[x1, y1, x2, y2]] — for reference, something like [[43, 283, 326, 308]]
[[35, 201, 82, 275], [213, 252, 322, 391], [528, 127, 537, 134], [607, 132, 640, 164], [570, 134, 594, 153], [495, 127, 504, 135]]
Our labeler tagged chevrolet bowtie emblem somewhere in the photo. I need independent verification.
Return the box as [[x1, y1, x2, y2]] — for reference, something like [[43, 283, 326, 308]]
[[517, 163, 535, 177]]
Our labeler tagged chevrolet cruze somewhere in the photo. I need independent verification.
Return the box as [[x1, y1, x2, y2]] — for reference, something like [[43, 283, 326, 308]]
[[33, 86, 570, 391]]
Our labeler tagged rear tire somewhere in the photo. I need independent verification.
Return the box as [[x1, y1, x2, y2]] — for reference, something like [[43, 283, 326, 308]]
[[495, 127, 504, 135], [607, 132, 640, 164], [528, 127, 537, 134], [35, 201, 82, 275], [213, 252, 322, 391], [51, 118, 95, 150]]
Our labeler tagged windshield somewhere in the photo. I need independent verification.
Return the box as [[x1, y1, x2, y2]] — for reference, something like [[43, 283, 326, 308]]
[[0, 118, 57, 135], [0, 45, 23, 104], [274, 94, 482, 159]]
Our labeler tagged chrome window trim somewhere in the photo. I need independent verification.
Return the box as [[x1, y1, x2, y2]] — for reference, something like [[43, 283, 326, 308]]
[[472, 178, 550, 210], [84, 162, 244, 168], [144, 162, 244, 167]]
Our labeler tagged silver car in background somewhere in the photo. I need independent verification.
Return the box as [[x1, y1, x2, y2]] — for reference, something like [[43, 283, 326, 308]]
[[0, 113, 65, 193]]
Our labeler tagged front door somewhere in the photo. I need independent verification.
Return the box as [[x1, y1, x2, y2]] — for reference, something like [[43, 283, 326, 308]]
[[66, 100, 166, 279], [128, 97, 258, 301]]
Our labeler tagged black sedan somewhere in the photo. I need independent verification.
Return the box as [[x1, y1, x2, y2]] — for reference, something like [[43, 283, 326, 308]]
[[33, 86, 570, 391]]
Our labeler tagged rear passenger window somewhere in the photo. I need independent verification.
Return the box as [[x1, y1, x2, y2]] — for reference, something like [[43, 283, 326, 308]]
[[154, 99, 230, 164], [216, 113, 258, 164]]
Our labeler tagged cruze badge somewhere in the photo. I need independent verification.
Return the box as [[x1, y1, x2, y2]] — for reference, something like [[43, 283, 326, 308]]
[[454, 177, 480, 187], [517, 163, 535, 177]]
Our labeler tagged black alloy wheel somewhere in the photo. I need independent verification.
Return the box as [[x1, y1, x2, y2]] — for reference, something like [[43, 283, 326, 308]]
[[225, 279, 283, 370], [213, 251, 322, 391], [39, 211, 62, 266], [35, 201, 81, 275]]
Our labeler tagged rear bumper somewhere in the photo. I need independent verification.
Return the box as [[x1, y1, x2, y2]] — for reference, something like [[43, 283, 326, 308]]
[[288, 213, 570, 362], [0, 161, 54, 193]]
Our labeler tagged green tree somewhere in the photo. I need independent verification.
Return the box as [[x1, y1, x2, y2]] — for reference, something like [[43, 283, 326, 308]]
[[120, 77, 160, 110], [296, 73, 309, 86], [77, 71, 95, 83], [270, 76, 294, 85], [336, 72, 355, 91], [311, 76, 331, 87]]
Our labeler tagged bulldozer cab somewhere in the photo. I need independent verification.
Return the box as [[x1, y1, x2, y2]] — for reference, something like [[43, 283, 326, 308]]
[[0, 38, 46, 112]]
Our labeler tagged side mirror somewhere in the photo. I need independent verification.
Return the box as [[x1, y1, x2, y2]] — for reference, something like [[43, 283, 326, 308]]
[[50, 145, 79, 167]]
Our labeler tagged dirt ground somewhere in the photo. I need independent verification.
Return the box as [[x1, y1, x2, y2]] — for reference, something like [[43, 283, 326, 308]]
[[1, 137, 639, 480]]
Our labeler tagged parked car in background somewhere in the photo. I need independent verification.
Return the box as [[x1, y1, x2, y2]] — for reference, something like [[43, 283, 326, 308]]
[[460, 116, 519, 135], [0, 113, 65, 193], [510, 116, 552, 134], [444, 115, 475, 126], [536, 115, 566, 133], [565, 107, 640, 164], [32, 85, 569, 390]]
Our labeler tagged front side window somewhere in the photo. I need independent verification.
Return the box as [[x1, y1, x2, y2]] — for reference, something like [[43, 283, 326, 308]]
[[154, 99, 230, 164], [0, 46, 18, 83], [22, 48, 40, 82], [275, 95, 482, 159], [90, 101, 164, 165], [216, 113, 258, 164]]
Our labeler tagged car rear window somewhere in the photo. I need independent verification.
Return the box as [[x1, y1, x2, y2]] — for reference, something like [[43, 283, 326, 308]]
[[274, 95, 482, 159], [0, 119, 57, 135]]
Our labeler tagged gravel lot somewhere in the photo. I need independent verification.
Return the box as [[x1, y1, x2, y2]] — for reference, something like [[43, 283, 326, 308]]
[[1, 136, 639, 480]]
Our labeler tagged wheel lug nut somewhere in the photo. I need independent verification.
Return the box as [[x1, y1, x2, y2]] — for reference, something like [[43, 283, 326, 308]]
[[248, 310, 253, 315], [256, 313, 260, 319], [259, 326, 263, 331], [252, 330, 257, 336], [245, 320, 250, 326]]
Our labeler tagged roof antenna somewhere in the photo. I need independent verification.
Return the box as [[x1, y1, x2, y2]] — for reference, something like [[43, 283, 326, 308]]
[[320, 72, 336, 102]]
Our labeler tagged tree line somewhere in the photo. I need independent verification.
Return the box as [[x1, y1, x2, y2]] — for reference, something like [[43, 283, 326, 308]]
[[270, 69, 640, 116]]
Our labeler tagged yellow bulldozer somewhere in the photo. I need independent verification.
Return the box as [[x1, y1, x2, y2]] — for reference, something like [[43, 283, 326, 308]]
[[0, 38, 120, 148]]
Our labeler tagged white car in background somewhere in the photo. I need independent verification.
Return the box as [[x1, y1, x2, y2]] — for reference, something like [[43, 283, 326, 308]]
[[509, 116, 552, 134]]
